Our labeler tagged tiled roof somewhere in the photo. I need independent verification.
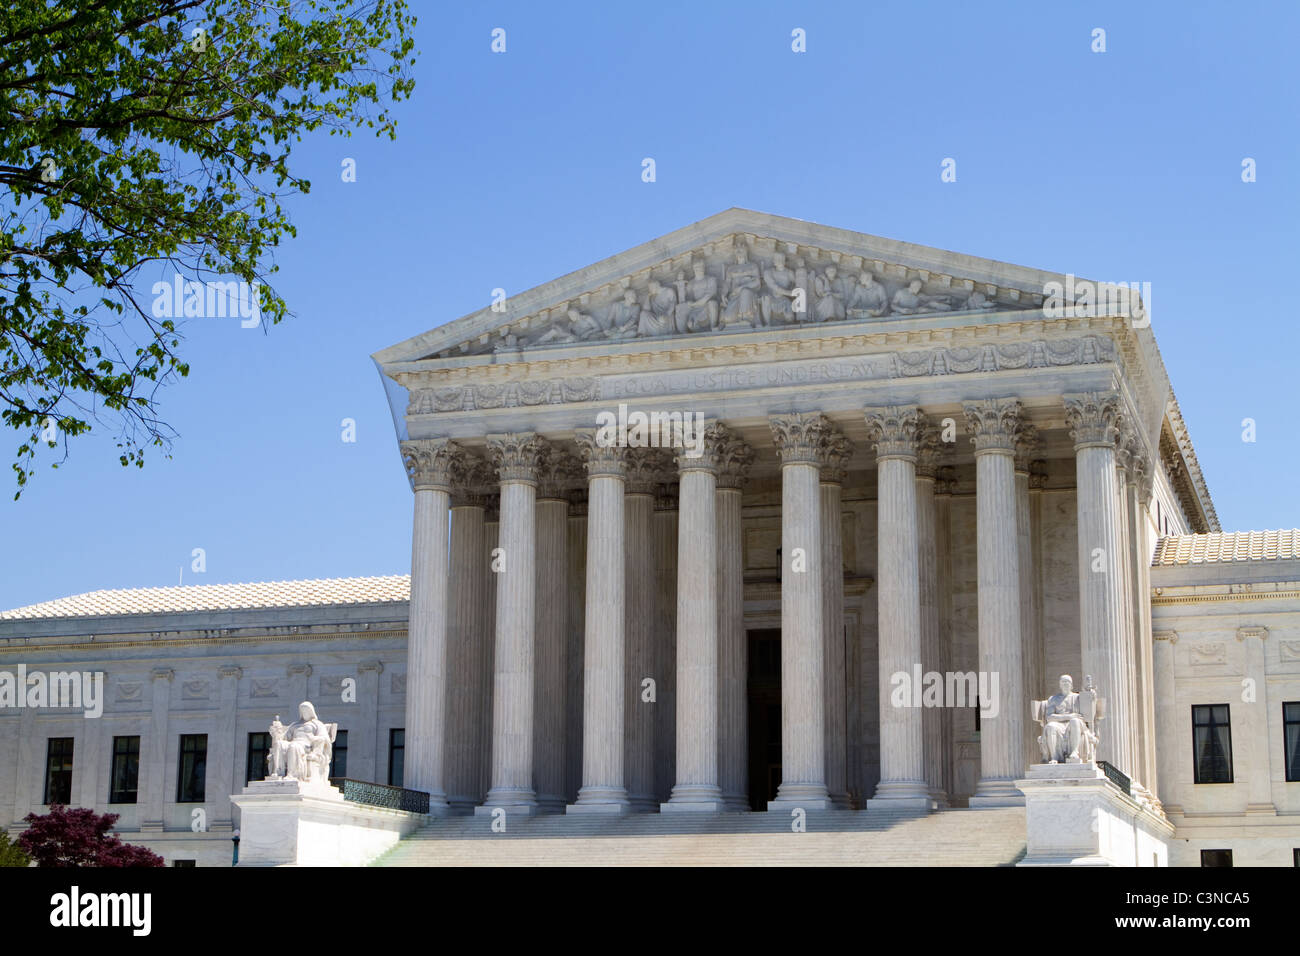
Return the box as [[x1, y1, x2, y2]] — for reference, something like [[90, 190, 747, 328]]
[[1152, 531, 1300, 566], [0, 575, 411, 621]]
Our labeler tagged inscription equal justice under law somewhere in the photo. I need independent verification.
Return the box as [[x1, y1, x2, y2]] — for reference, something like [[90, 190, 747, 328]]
[[602, 356, 878, 400]]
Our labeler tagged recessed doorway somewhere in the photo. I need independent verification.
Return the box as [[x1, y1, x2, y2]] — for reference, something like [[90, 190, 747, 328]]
[[747, 628, 781, 811]]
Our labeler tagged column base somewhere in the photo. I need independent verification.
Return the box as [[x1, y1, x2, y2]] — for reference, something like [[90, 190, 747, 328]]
[[446, 796, 479, 816], [627, 793, 659, 813], [928, 788, 950, 810], [867, 779, 931, 811], [969, 775, 1025, 807], [566, 785, 630, 814], [662, 783, 726, 812], [721, 793, 751, 812], [476, 787, 538, 816], [535, 793, 567, 814], [829, 791, 853, 810]]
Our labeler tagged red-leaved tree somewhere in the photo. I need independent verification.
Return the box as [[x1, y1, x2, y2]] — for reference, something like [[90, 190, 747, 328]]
[[18, 805, 164, 867]]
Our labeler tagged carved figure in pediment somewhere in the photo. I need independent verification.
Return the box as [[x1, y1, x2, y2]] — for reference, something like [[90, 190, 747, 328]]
[[892, 277, 954, 315], [845, 270, 889, 318], [674, 260, 719, 333], [535, 306, 602, 345], [812, 265, 846, 322], [721, 244, 762, 328], [761, 251, 799, 326], [637, 279, 678, 337], [964, 290, 997, 311], [605, 289, 642, 339]]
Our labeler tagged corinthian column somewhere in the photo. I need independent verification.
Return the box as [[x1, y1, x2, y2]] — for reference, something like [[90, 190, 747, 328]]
[[1014, 427, 1043, 771], [864, 406, 930, 811], [624, 448, 668, 811], [963, 399, 1026, 807], [664, 424, 727, 812], [446, 455, 492, 812], [1065, 392, 1135, 778], [534, 447, 580, 812], [915, 424, 947, 808], [478, 433, 547, 816], [569, 433, 631, 813], [821, 431, 853, 809], [716, 433, 755, 812], [400, 438, 462, 814], [768, 413, 832, 810]]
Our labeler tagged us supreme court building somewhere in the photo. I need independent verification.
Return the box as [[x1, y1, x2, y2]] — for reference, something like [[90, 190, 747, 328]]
[[3, 210, 1299, 865]]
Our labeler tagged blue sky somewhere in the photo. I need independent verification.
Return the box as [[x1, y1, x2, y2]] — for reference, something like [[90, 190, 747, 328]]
[[3, 0, 1297, 610]]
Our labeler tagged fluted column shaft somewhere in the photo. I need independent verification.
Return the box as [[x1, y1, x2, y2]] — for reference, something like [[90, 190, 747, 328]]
[[480, 514, 498, 800], [533, 495, 569, 812], [717, 483, 748, 810], [821, 433, 852, 808], [446, 499, 487, 811], [480, 434, 545, 815], [769, 414, 831, 809], [665, 432, 725, 811], [653, 496, 679, 802], [1013, 441, 1040, 771], [865, 406, 929, 809], [1066, 392, 1134, 777], [570, 436, 630, 812], [401, 438, 459, 813], [934, 469, 956, 801], [965, 400, 1025, 806], [916, 465, 946, 807], [624, 487, 657, 811]]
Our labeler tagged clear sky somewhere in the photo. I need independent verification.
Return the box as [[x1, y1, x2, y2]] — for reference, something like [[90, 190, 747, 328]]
[[3, 0, 1297, 611]]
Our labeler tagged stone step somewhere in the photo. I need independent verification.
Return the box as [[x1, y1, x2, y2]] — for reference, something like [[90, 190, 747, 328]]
[[374, 807, 1027, 866]]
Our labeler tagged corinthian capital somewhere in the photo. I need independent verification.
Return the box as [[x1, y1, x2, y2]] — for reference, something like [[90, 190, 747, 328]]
[[821, 432, 854, 485], [962, 398, 1023, 454], [574, 429, 629, 479], [625, 447, 673, 494], [450, 454, 495, 507], [535, 445, 585, 500], [863, 405, 925, 460], [675, 421, 730, 475], [1014, 423, 1041, 474], [715, 428, 756, 489], [769, 413, 833, 466], [487, 432, 549, 484], [914, 422, 944, 479], [401, 438, 464, 492], [1064, 391, 1122, 449]]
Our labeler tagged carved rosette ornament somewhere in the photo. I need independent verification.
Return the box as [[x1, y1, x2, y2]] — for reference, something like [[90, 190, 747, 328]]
[[450, 454, 495, 507], [715, 431, 756, 490], [820, 432, 854, 485], [914, 423, 943, 480], [535, 445, 585, 500], [769, 412, 833, 466], [486, 432, 549, 484], [936, 464, 958, 496], [401, 438, 465, 492], [1028, 460, 1049, 491], [1014, 423, 1041, 475], [863, 405, 925, 461], [961, 398, 1023, 454], [573, 430, 629, 479], [625, 447, 673, 495], [1063, 391, 1122, 450]]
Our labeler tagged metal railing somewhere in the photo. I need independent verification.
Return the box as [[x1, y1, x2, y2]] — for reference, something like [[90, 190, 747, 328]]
[[1097, 760, 1131, 795], [328, 777, 430, 814]]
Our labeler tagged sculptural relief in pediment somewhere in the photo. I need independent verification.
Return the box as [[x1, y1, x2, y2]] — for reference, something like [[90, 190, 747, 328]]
[[433, 235, 1042, 358]]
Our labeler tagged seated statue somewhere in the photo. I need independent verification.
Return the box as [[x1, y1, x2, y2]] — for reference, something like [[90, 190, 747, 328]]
[[266, 701, 337, 785], [1032, 675, 1102, 765]]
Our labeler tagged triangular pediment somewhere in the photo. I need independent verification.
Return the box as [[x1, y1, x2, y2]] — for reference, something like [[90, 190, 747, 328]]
[[373, 209, 1088, 368]]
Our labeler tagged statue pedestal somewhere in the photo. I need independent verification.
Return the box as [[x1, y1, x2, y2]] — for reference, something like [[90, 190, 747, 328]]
[[1015, 764, 1173, 867], [231, 778, 425, 866]]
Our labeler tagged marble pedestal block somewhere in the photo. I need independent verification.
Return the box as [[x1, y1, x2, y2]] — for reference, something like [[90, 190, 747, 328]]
[[231, 779, 426, 866], [1016, 764, 1172, 867]]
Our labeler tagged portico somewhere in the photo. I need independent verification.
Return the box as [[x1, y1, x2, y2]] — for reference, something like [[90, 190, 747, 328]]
[[375, 209, 1214, 817]]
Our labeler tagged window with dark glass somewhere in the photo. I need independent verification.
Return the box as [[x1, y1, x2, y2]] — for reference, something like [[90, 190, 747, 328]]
[[388, 728, 404, 787], [44, 737, 74, 805], [246, 732, 270, 785], [1284, 702, 1300, 782], [176, 734, 208, 802], [332, 729, 348, 780], [1192, 704, 1233, 784], [109, 735, 140, 804], [172, 859, 196, 868], [1200, 849, 1233, 867]]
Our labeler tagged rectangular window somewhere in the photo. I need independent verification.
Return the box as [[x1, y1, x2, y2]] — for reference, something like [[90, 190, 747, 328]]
[[332, 729, 348, 780], [1200, 849, 1233, 867], [1284, 702, 1300, 782], [388, 728, 404, 787], [44, 737, 74, 805], [171, 859, 196, 868], [1192, 704, 1233, 784], [176, 734, 208, 803], [109, 735, 140, 804], [246, 732, 270, 785]]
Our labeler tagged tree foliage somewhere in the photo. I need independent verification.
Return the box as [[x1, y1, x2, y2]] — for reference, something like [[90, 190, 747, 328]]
[[0, 0, 417, 495], [0, 828, 31, 866], [18, 804, 164, 866]]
